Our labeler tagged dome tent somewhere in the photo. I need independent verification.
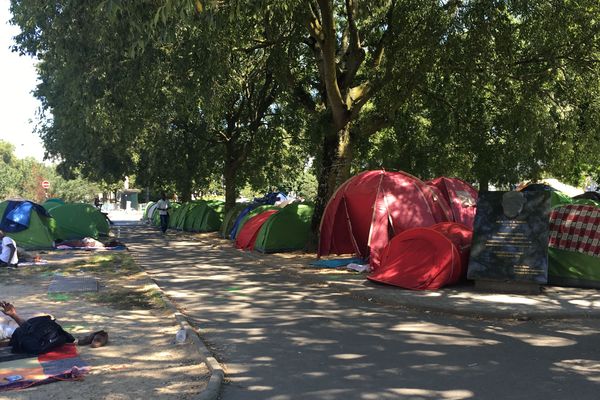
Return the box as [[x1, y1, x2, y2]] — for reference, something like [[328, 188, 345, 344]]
[[254, 203, 314, 253], [143, 202, 156, 221], [0, 201, 56, 250], [318, 170, 452, 270], [228, 192, 289, 239], [220, 203, 249, 238], [230, 205, 281, 240], [368, 222, 473, 290], [235, 209, 280, 250], [189, 200, 225, 232], [548, 203, 600, 288], [427, 177, 478, 229], [48, 203, 109, 240], [43, 198, 65, 209]]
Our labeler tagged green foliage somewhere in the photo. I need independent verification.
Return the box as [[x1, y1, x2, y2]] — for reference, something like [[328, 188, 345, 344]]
[[0, 140, 99, 203], [8, 0, 600, 221]]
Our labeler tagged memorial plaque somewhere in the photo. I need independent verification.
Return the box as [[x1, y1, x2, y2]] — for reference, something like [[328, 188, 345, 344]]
[[467, 191, 551, 284]]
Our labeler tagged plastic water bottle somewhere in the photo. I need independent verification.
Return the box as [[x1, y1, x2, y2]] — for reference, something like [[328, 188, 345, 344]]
[[175, 328, 187, 344]]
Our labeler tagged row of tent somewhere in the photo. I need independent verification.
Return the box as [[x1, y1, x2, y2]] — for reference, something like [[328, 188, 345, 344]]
[[317, 170, 600, 291], [146, 172, 477, 288], [0, 199, 110, 250], [145, 170, 600, 291], [145, 200, 224, 232], [146, 194, 315, 254], [225, 202, 314, 253], [152, 172, 476, 288]]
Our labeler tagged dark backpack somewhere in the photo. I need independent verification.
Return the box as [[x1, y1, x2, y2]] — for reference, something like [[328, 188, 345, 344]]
[[10, 315, 75, 355]]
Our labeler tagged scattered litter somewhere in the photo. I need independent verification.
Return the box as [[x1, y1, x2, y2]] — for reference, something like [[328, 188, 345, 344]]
[[175, 328, 188, 344], [346, 263, 370, 273], [18, 259, 49, 267]]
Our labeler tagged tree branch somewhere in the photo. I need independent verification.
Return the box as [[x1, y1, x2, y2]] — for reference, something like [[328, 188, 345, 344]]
[[317, 0, 348, 129], [338, 0, 365, 92]]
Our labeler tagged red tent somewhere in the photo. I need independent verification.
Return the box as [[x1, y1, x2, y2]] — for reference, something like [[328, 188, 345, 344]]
[[318, 170, 452, 269], [236, 210, 279, 250], [368, 222, 473, 290], [427, 177, 478, 229]]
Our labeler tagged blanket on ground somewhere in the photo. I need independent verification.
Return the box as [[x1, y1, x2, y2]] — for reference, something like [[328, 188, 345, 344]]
[[0, 343, 88, 391], [309, 257, 366, 268]]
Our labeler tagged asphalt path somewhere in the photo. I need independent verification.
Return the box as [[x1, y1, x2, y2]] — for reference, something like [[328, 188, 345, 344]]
[[125, 224, 600, 400]]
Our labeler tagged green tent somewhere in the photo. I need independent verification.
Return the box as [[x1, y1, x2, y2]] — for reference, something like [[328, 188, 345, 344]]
[[172, 202, 199, 230], [49, 203, 110, 240], [254, 203, 314, 253], [549, 247, 600, 289], [181, 202, 200, 231], [0, 201, 57, 250], [168, 203, 186, 229], [43, 198, 65, 209], [180, 201, 205, 231], [193, 200, 225, 232], [547, 197, 600, 288], [219, 203, 248, 238], [175, 202, 192, 229], [572, 198, 600, 208], [143, 201, 155, 220], [550, 191, 573, 207], [171, 200, 226, 232]]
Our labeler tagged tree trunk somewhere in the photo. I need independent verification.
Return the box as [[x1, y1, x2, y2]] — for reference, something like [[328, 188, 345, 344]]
[[478, 177, 489, 192], [179, 182, 192, 203], [336, 124, 353, 185], [223, 136, 242, 212], [177, 164, 192, 202], [311, 123, 355, 234], [223, 164, 237, 212]]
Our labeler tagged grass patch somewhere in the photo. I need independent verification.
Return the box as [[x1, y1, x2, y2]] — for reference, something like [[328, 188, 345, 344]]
[[85, 287, 167, 310], [7, 252, 168, 311]]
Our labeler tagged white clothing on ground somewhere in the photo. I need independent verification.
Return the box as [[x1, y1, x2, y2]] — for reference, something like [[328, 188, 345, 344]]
[[0, 237, 18, 264], [0, 317, 17, 340]]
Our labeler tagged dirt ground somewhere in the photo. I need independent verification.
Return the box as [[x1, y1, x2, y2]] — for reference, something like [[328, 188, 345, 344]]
[[0, 249, 210, 400]]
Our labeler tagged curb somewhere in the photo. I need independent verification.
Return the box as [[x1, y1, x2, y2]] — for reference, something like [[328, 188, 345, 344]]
[[129, 250, 224, 400], [174, 313, 224, 400]]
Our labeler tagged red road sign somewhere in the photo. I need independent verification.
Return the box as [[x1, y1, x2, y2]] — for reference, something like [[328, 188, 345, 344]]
[[41, 180, 50, 189]]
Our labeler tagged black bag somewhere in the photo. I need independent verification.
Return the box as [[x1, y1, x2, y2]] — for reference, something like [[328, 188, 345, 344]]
[[9, 316, 75, 355]]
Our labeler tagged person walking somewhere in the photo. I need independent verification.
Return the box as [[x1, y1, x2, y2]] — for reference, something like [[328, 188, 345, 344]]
[[0, 230, 18, 268], [156, 192, 171, 234]]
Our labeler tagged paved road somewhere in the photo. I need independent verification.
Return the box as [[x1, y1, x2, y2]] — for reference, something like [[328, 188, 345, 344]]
[[125, 224, 600, 400]]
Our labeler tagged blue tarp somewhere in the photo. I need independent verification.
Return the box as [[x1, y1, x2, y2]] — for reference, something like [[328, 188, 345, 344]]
[[0, 201, 51, 233], [229, 205, 257, 240], [309, 257, 366, 268]]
